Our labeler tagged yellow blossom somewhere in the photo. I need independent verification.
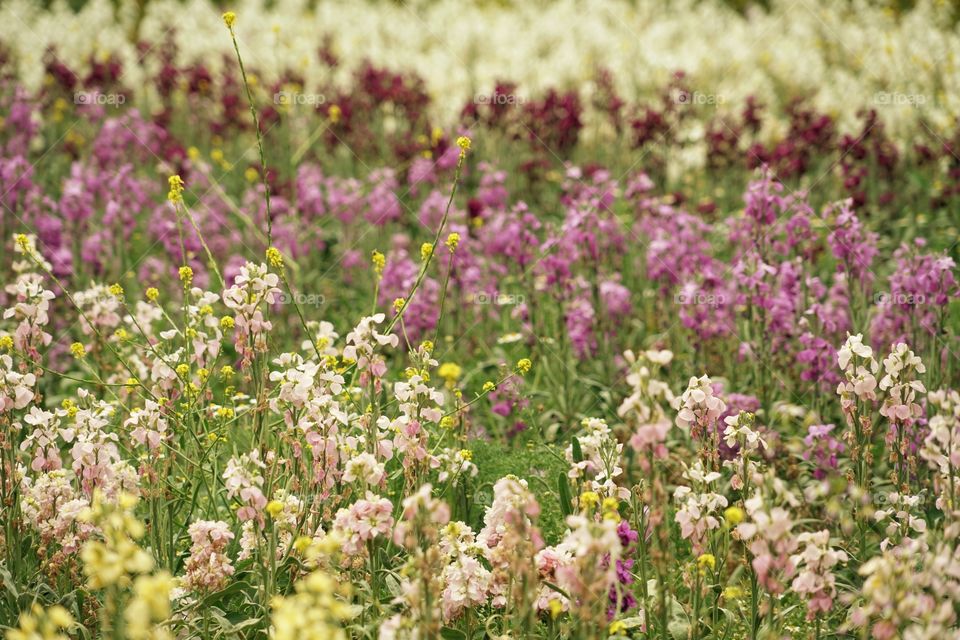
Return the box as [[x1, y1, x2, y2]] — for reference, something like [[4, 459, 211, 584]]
[[167, 175, 184, 204], [145, 287, 159, 302], [724, 506, 745, 526], [266, 500, 284, 518], [723, 586, 744, 600], [178, 265, 193, 286], [457, 449, 472, 461], [420, 242, 433, 261], [328, 104, 342, 123], [0, 335, 13, 351], [220, 316, 235, 330], [547, 599, 564, 619], [69, 342, 86, 359], [244, 167, 259, 183], [609, 620, 627, 635], [440, 416, 456, 429], [579, 491, 600, 510], [482, 381, 496, 392], [372, 250, 386, 278], [515, 358, 532, 375], [697, 553, 716, 572], [222, 11, 237, 28], [445, 232, 461, 253], [438, 362, 462, 386], [393, 298, 406, 313], [266, 246, 284, 269], [7, 604, 73, 640], [108, 283, 124, 298], [456, 135, 472, 155]]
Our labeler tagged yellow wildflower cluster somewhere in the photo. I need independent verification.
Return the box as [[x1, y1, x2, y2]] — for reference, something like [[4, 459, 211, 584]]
[[7, 604, 73, 640], [270, 570, 352, 640], [69, 342, 86, 359], [420, 242, 433, 261], [167, 175, 184, 204], [266, 246, 284, 269], [445, 232, 460, 253], [124, 572, 175, 640], [371, 250, 386, 279], [79, 492, 154, 589], [437, 362, 462, 388]]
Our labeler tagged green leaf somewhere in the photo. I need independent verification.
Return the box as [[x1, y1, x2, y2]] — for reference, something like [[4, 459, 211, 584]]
[[440, 627, 467, 640], [571, 437, 583, 463], [558, 472, 573, 518]]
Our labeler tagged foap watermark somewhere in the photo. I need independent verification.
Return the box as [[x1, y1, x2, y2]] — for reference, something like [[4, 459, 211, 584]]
[[874, 292, 926, 306], [674, 291, 727, 306], [274, 91, 326, 107], [474, 92, 526, 106], [75, 91, 126, 107], [470, 292, 525, 306], [873, 91, 927, 108], [673, 90, 725, 107], [275, 291, 326, 307]]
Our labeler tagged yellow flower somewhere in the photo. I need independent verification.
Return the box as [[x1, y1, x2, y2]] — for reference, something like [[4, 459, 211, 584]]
[[328, 104, 342, 123], [392, 298, 406, 313], [579, 491, 600, 510], [457, 449, 472, 461], [69, 342, 86, 359], [724, 506, 745, 526], [222, 11, 237, 28], [440, 415, 455, 429], [548, 598, 564, 619], [482, 381, 496, 392], [145, 287, 159, 302], [293, 536, 313, 554], [697, 553, 716, 572], [266, 500, 284, 518], [178, 265, 193, 286], [420, 242, 434, 261], [109, 283, 124, 298], [175, 363, 190, 378], [445, 232, 461, 253], [8, 604, 73, 640], [14, 234, 29, 252], [167, 175, 184, 204], [438, 362, 462, 383], [723, 586, 744, 600], [220, 316, 235, 330], [371, 250, 386, 278], [266, 246, 284, 269], [220, 365, 235, 379], [0, 335, 13, 351], [609, 620, 627, 635], [244, 167, 259, 183], [602, 497, 621, 521], [515, 358, 532, 375], [421, 340, 434, 353], [456, 135, 472, 153]]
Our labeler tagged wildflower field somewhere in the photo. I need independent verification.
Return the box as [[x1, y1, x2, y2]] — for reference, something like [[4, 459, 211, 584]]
[[1, 0, 960, 638]]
